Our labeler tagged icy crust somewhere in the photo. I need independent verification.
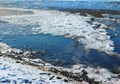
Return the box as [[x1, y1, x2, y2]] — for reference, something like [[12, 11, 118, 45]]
[[0, 9, 114, 54], [0, 42, 119, 84]]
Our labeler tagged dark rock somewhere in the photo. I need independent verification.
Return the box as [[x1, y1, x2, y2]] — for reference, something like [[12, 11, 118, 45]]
[[39, 73, 50, 75], [56, 76, 62, 79], [16, 56, 22, 60], [22, 79, 29, 83], [81, 70, 88, 75], [86, 21, 93, 25], [16, 61, 20, 63], [49, 76, 55, 80], [0, 20, 8, 23], [112, 67, 120, 74], [107, 78, 111, 81], [90, 18, 95, 21], [64, 79, 68, 82], [1, 79, 10, 83], [118, 75, 120, 78]]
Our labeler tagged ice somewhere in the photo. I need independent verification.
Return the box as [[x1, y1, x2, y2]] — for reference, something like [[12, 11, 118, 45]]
[[0, 8, 114, 54]]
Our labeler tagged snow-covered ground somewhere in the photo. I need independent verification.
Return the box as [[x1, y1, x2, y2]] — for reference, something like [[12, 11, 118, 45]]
[[0, 57, 72, 84]]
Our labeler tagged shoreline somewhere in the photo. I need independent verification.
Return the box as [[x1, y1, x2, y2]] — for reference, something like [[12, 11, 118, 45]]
[[55, 8, 120, 17], [0, 42, 120, 84], [0, 6, 120, 17], [0, 7, 33, 16]]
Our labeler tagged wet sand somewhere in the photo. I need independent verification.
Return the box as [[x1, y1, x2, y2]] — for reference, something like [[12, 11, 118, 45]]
[[0, 7, 33, 16]]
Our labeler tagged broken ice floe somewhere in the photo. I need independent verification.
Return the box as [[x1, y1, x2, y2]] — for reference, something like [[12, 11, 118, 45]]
[[0, 9, 114, 54]]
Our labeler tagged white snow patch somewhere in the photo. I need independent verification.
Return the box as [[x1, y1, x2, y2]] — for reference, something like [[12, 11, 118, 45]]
[[0, 56, 73, 84], [63, 64, 120, 84]]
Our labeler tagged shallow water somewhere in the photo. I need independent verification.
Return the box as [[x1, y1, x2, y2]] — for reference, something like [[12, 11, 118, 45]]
[[0, 1, 120, 11], [1, 33, 120, 69]]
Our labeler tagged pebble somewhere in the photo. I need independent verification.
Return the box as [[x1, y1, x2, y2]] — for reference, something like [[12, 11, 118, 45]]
[[64, 79, 68, 82], [49, 76, 55, 80], [56, 76, 62, 79], [21, 79, 30, 83]]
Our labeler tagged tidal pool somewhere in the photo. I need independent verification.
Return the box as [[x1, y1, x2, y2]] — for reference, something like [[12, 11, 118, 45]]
[[1, 33, 120, 70]]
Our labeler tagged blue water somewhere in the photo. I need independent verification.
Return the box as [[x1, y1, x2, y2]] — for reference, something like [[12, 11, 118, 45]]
[[0, 1, 120, 11], [1, 33, 120, 68]]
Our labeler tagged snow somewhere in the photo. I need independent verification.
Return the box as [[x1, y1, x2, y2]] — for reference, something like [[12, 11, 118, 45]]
[[0, 8, 114, 55], [63, 64, 120, 84], [0, 57, 73, 84]]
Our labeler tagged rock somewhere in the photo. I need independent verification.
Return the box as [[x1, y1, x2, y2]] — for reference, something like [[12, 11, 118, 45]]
[[21, 79, 30, 83], [1, 79, 10, 83], [56, 76, 62, 79], [64, 79, 68, 82], [81, 70, 88, 75], [90, 18, 95, 21], [49, 76, 55, 80], [16, 60, 20, 63], [112, 67, 120, 74]]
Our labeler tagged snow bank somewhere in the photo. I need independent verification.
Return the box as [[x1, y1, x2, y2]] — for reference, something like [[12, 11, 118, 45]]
[[0, 8, 114, 54], [0, 56, 74, 84], [70, 64, 120, 84]]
